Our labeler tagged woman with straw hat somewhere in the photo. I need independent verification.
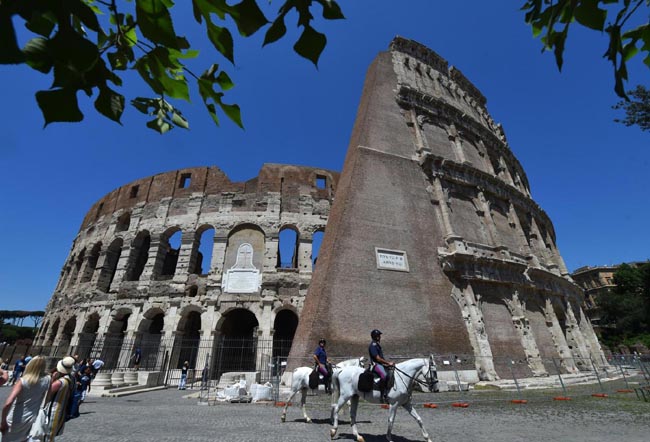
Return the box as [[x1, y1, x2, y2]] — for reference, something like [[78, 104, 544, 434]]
[[45, 356, 75, 441], [0, 356, 50, 441]]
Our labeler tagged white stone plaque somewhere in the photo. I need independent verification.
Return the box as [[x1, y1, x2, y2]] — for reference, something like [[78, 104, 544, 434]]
[[223, 243, 261, 293], [375, 248, 409, 272]]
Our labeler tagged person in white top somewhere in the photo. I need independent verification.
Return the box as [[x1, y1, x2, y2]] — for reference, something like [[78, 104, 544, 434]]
[[1, 356, 50, 441]]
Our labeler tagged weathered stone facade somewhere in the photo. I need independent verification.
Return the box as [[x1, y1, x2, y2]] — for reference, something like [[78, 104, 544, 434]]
[[289, 37, 605, 380], [35, 164, 338, 372]]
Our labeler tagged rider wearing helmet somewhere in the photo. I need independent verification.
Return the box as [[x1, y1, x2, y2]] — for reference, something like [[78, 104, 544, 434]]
[[313, 338, 332, 394], [369, 329, 394, 402]]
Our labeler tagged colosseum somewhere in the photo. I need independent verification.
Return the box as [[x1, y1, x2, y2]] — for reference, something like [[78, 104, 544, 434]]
[[34, 164, 339, 380], [36, 37, 605, 384]]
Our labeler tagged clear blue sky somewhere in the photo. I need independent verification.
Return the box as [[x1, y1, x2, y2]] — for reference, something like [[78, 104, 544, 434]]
[[1, 1, 648, 313]]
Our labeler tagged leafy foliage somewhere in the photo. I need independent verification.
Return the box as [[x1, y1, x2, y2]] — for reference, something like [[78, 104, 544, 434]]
[[597, 262, 650, 349], [522, 1, 650, 99], [0, 0, 344, 133], [613, 84, 650, 130]]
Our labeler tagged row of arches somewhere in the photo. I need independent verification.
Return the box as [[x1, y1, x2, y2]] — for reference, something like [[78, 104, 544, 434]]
[[38, 306, 300, 376], [57, 223, 325, 293]]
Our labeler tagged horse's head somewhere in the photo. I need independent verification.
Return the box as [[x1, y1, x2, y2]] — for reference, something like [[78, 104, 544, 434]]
[[424, 355, 439, 393]]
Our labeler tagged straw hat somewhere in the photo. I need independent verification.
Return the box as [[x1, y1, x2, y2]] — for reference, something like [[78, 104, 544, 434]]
[[56, 356, 75, 374]]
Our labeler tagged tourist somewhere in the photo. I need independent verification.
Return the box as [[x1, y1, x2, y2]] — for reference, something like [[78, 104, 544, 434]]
[[368, 329, 394, 403], [0, 358, 8, 387], [79, 366, 92, 403], [313, 338, 332, 393], [91, 358, 104, 378], [132, 347, 142, 371], [9, 357, 26, 386], [0, 356, 50, 441], [178, 361, 189, 390], [46, 356, 75, 441], [67, 365, 89, 419]]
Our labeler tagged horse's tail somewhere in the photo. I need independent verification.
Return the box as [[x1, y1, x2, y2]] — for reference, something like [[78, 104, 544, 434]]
[[331, 367, 341, 405]]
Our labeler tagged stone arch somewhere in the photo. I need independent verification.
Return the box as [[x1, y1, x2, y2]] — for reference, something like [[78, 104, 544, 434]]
[[125, 230, 151, 281], [80, 242, 102, 283], [116, 211, 131, 232], [156, 227, 182, 279], [38, 320, 49, 344], [101, 308, 132, 369], [174, 308, 202, 368], [46, 317, 61, 346], [213, 308, 260, 378], [98, 238, 124, 292], [136, 308, 166, 370], [224, 224, 265, 272], [312, 228, 325, 269], [272, 309, 298, 368], [77, 312, 100, 359], [191, 224, 216, 275], [277, 225, 299, 269], [68, 248, 86, 288]]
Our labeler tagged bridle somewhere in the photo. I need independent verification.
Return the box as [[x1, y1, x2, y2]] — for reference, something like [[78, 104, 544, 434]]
[[392, 356, 439, 392]]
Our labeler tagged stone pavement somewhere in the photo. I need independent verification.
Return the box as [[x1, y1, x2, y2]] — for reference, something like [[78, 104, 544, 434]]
[[1, 387, 648, 441]]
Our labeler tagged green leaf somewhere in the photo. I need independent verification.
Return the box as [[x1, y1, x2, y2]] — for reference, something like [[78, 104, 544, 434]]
[[23, 38, 53, 73], [229, 0, 269, 37], [25, 11, 57, 38], [293, 25, 326, 66], [49, 30, 100, 74], [94, 86, 125, 123], [108, 51, 129, 70], [218, 101, 242, 128], [216, 71, 234, 90], [35, 88, 84, 125], [171, 111, 189, 129], [70, 0, 101, 32], [263, 17, 287, 46], [317, 0, 345, 20], [574, 2, 606, 32], [147, 116, 173, 134], [206, 23, 234, 63], [0, 14, 25, 63], [136, 0, 179, 49]]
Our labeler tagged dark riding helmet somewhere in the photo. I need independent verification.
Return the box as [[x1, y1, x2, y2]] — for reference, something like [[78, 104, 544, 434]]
[[370, 329, 382, 340], [319, 338, 326, 345]]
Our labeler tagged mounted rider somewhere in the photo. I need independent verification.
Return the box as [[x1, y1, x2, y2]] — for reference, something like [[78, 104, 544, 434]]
[[313, 338, 332, 394], [368, 329, 394, 402]]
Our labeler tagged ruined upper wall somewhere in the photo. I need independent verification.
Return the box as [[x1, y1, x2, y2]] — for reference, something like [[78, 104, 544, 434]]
[[80, 164, 339, 230]]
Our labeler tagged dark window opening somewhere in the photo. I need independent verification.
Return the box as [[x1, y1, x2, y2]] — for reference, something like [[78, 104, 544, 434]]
[[96, 202, 104, 220], [130, 185, 139, 198], [180, 173, 191, 189], [316, 175, 327, 189]]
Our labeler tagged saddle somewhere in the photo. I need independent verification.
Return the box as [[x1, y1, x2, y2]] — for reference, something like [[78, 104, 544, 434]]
[[357, 365, 393, 393], [309, 364, 332, 392]]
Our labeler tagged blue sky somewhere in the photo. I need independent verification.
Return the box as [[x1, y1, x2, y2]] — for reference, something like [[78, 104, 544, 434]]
[[1, 1, 648, 313]]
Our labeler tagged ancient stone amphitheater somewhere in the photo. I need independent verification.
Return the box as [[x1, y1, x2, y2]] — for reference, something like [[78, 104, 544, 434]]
[[37, 37, 604, 382], [34, 164, 338, 378]]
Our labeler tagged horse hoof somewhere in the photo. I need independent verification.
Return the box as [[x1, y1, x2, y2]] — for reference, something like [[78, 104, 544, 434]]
[[357, 436, 365, 442], [280, 415, 285, 423], [306, 417, 312, 423], [330, 429, 337, 438]]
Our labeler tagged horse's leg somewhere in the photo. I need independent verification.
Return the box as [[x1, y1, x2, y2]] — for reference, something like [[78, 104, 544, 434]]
[[300, 387, 311, 423], [330, 393, 348, 439], [386, 401, 398, 442], [402, 400, 431, 442], [349, 395, 364, 442], [281, 387, 300, 422]]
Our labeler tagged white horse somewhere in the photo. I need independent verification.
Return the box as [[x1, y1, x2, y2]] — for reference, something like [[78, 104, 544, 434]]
[[280, 356, 365, 423], [330, 356, 438, 442]]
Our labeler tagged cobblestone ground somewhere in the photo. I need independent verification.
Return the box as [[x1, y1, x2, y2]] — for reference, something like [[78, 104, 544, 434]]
[[1, 387, 648, 442]]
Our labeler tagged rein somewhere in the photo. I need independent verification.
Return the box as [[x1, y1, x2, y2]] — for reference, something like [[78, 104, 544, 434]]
[[393, 361, 437, 392]]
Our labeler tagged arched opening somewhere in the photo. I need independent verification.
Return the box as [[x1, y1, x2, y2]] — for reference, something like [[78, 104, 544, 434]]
[[101, 310, 131, 369], [46, 318, 60, 347], [157, 228, 181, 279], [58, 317, 76, 356], [277, 226, 299, 269], [191, 226, 215, 275], [224, 224, 265, 271], [125, 231, 151, 281], [80, 242, 102, 283], [312, 229, 325, 269], [67, 248, 86, 288], [136, 310, 166, 370], [214, 309, 259, 378], [77, 313, 100, 359], [98, 238, 123, 292], [272, 310, 298, 375], [175, 311, 202, 369], [116, 212, 131, 232]]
